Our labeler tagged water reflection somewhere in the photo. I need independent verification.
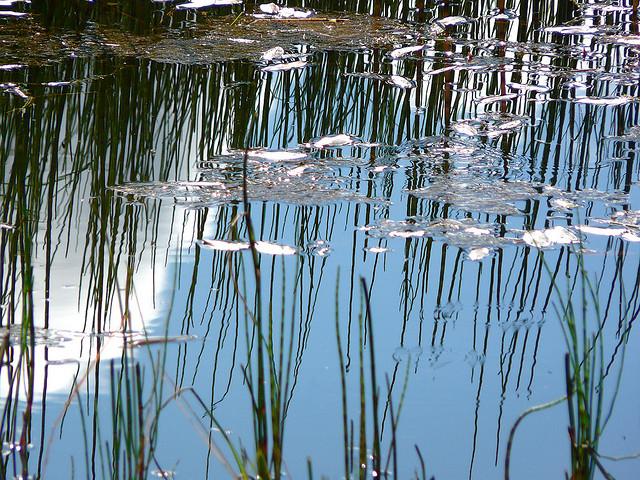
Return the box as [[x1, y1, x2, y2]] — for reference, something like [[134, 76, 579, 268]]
[[1, 0, 640, 479]]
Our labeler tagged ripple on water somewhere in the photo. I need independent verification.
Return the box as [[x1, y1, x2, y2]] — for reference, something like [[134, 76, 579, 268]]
[[364, 217, 513, 250], [0, 324, 80, 348], [112, 152, 387, 207], [407, 173, 539, 215], [199, 238, 336, 256], [451, 113, 528, 138]]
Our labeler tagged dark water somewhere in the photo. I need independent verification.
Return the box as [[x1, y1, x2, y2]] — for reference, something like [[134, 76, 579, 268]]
[[1, 1, 640, 479]]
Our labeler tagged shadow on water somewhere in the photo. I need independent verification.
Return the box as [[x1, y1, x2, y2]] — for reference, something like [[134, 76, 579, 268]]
[[1, 0, 640, 478]]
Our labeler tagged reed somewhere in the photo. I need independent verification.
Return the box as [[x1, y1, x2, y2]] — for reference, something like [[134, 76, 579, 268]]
[[335, 272, 425, 479], [505, 249, 632, 480]]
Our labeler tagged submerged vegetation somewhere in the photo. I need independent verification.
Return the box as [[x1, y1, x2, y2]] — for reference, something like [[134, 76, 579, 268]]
[[1, 0, 640, 478]]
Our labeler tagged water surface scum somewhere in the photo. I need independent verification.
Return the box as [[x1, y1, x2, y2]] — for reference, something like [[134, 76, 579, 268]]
[[1, 1, 640, 479]]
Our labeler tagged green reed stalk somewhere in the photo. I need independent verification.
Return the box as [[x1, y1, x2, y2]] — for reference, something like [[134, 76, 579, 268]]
[[361, 278, 381, 477], [507, 248, 627, 480], [334, 271, 350, 478], [242, 150, 270, 479], [357, 289, 367, 480]]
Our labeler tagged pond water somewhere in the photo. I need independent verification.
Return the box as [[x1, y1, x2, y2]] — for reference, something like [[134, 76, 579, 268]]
[[1, 1, 640, 479]]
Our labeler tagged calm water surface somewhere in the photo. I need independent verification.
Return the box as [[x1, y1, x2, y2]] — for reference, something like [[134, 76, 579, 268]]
[[1, 1, 640, 479]]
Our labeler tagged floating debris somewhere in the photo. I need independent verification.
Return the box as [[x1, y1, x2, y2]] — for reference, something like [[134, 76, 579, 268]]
[[307, 133, 358, 149], [566, 212, 640, 243], [542, 185, 629, 208], [576, 225, 626, 237], [0, 82, 28, 99], [262, 60, 308, 72], [545, 25, 601, 35], [388, 228, 426, 238], [0, 64, 24, 70], [488, 8, 519, 21], [408, 174, 539, 215], [522, 226, 579, 248], [44, 81, 72, 87], [622, 232, 640, 242], [261, 46, 285, 61], [572, 188, 628, 205], [393, 345, 424, 363], [425, 65, 458, 76], [605, 126, 640, 142], [468, 247, 490, 261], [563, 80, 590, 90], [199, 239, 250, 251], [610, 210, 640, 228], [365, 218, 511, 250], [603, 35, 640, 46], [259, 2, 279, 14], [398, 136, 482, 161], [497, 120, 524, 130], [474, 93, 519, 106], [435, 16, 472, 27], [176, 0, 242, 9], [550, 198, 579, 211], [386, 75, 416, 89], [0, 325, 77, 348], [286, 165, 310, 176], [346, 71, 416, 89], [254, 241, 297, 255], [113, 163, 384, 206], [465, 227, 492, 236], [370, 164, 396, 174], [307, 240, 332, 256], [0, 10, 27, 16], [200, 239, 297, 255], [256, 2, 314, 18], [451, 113, 526, 138], [574, 96, 634, 106], [230, 38, 256, 44], [343, 71, 384, 82], [151, 469, 175, 479], [389, 45, 424, 59], [277, 7, 313, 18], [452, 123, 479, 136], [365, 246, 390, 254], [507, 82, 551, 94], [522, 230, 552, 248], [248, 149, 307, 161]]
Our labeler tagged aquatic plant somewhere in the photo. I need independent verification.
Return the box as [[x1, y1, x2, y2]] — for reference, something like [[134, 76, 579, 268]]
[[505, 248, 634, 480], [333, 268, 432, 480], [559, 254, 621, 480]]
